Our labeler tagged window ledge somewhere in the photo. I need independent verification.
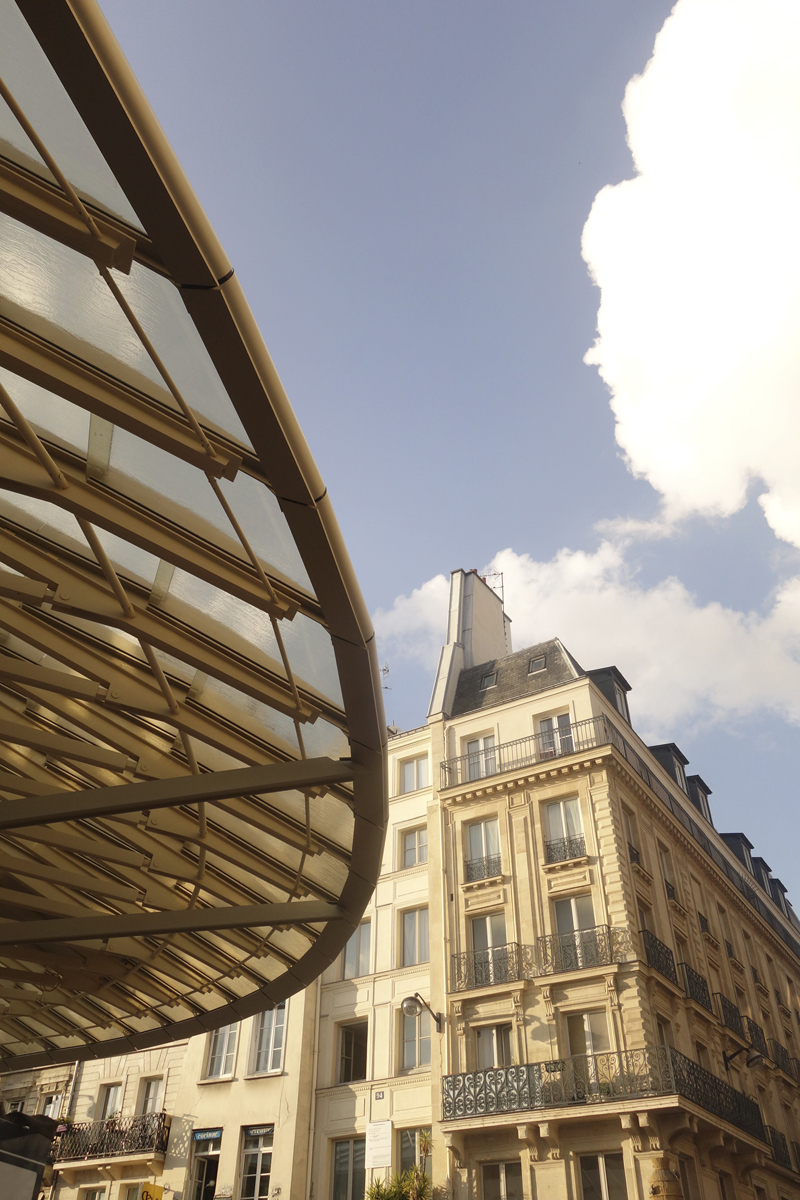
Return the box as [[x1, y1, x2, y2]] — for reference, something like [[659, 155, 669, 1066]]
[[461, 875, 503, 892], [542, 855, 589, 873], [243, 1070, 284, 1080], [197, 1074, 236, 1085]]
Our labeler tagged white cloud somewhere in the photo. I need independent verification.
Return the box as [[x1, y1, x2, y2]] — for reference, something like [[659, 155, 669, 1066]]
[[374, 546, 800, 740], [582, 0, 800, 546]]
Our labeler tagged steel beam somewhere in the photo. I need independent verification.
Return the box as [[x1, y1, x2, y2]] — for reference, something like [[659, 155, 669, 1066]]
[[0, 654, 103, 698], [0, 757, 356, 829], [0, 899, 346, 946], [0, 853, 140, 898], [0, 717, 128, 768]]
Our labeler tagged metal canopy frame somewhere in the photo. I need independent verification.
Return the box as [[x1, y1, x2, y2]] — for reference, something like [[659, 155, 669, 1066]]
[[0, 0, 386, 1069]]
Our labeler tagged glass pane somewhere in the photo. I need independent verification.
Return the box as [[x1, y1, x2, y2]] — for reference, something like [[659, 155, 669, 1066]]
[[503, 1162, 523, 1200], [567, 1013, 587, 1057], [545, 802, 564, 842], [554, 898, 575, 936], [402, 761, 415, 794], [580, 1156, 603, 1200], [498, 1025, 512, 1066], [417, 756, 429, 788], [400, 1130, 416, 1173], [403, 1013, 417, 1069], [604, 1154, 629, 1200], [575, 894, 595, 930], [343, 928, 358, 980], [418, 908, 429, 963], [475, 1027, 493, 1071], [403, 912, 417, 965], [357, 922, 371, 977], [469, 824, 484, 861], [418, 828, 428, 862], [472, 917, 489, 953], [0, 368, 90, 454], [255, 1010, 273, 1072], [485, 819, 500, 857], [332, 1142, 351, 1200], [489, 913, 507, 946], [563, 798, 581, 838], [419, 1010, 431, 1066], [351, 1138, 365, 1200], [482, 1164, 502, 1200], [587, 1011, 610, 1054], [404, 831, 417, 868]]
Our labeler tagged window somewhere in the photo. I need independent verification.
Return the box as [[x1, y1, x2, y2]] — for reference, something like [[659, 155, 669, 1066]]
[[240, 1126, 273, 1200], [480, 671, 497, 690], [139, 1078, 161, 1115], [400, 755, 429, 794], [472, 912, 507, 951], [339, 1022, 368, 1083], [482, 1161, 523, 1200], [622, 808, 638, 852], [342, 921, 371, 979], [567, 1011, 610, 1058], [552, 895, 596, 970], [40, 1093, 61, 1118], [80, 1191, 106, 1200], [402, 908, 429, 965], [695, 1042, 709, 1070], [205, 1023, 238, 1078], [539, 713, 573, 758], [579, 1153, 628, 1200], [466, 734, 496, 781], [475, 1023, 513, 1069], [6, 1099, 23, 1112], [468, 818, 500, 864], [399, 1128, 431, 1173], [332, 1138, 366, 1200], [656, 1017, 674, 1047], [528, 655, 546, 674], [252, 1003, 286, 1073], [677, 1158, 698, 1200], [191, 1133, 222, 1200], [124, 1187, 142, 1200], [402, 826, 427, 868], [471, 913, 510, 984], [99, 1084, 121, 1120], [554, 894, 595, 935], [543, 797, 583, 858], [613, 683, 630, 721], [403, 1008, 431, 1069]]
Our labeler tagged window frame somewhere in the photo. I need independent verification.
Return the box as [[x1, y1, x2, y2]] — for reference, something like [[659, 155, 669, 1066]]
[[528, 655, 546, 674], [191, 1134, 222, 1200], [399, 754, 430, 795], [479, 671, 497, 690], [464, 733, 496, 781], [474, 1022, 513, 1069], [250, 1002, 287, 1075], [402, 907, 430, 966], [138, 1077, 162, 1115], [341, 921, 372, 980], [98, 1083, 122, 1121], [402, 1007, 431, 1071], [578, 1152, 628, 1200], [467, 817, 500, 864], [401, 825, 428, 869], [332, 1137, 366, 1200], [481, 1159, 523, 1200], [204, 1023, 238, 1080], [399, 1127, 432, 1174], [338, 1021, 369, 1084], [239, 1126, 274, 1200], [40, 1092, 62, 1119]]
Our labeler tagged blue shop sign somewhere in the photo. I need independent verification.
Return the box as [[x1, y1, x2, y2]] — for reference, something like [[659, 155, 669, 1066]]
[[193, 1128, 223, 1142]]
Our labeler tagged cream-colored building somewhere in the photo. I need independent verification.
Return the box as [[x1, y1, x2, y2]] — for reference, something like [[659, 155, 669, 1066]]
[[17, 567, 800, 1200]]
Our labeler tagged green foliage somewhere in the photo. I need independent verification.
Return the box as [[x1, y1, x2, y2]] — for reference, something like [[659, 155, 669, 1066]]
[[367, 1166, 431, 1200]]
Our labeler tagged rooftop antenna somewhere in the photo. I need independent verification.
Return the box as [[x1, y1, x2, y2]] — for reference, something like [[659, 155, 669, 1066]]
[[483, 571, 504, 606], [380, 662, 391, 691]]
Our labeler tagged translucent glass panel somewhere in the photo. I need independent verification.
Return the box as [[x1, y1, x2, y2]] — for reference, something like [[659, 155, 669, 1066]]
[[0, 369, 89, 455], [0, 0, 141, 226]]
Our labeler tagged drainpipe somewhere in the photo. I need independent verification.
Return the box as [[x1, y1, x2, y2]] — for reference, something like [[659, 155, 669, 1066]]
[[63, 1060, 80, 1120], [305, 975, 322, 1200]]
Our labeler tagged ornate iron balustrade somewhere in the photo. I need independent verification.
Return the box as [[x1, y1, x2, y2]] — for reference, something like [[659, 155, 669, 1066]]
[[751, 965, 762, 986], [725, 940, 735, 958], [641, 929, 678, 985], [698, 912, 710, 934], [441, 1046, 766, 1142], [545, 835, 585, 864], [714, 993, 745, 1039], [744, 1016, 769, 1058], [793, 1141, 800, 1172], [792, 1060, 800, 1085], [765, 1126, 792, 1170], [51, 1111, 170, 1162], [769, 1039, 793, 1076], [440, 715, 616, 788], [537, 925, 633, 977], [464, 855, 502, 883], [628, 842, 641, 865], [451, 943, 534, 992], [665, 880, 676, 901], [678, 962, 712, 1012]]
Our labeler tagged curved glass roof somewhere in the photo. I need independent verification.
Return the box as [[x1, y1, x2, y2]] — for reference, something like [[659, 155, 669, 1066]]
[[0, 0, 386, 1068]]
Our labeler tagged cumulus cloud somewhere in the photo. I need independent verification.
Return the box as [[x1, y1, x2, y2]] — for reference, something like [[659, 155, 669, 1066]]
[[374, 546, 800, 739], [582, 0, 800, 545]]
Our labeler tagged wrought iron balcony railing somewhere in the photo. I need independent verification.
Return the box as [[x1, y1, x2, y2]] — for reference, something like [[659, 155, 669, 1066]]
[[440, 715, 615, 788], [679, 962, 713, 1012], [665, 880, 676, 901], [641, 929, 678, 986], [792, 1060, 800, 1085], [464, 855, 502, 882], [769, 1039, 793, 1077], [714, 993, 745, 1039], [744, 1016, 769, 1058], [765, 1125, 792, 1170], [451, 943, 534, 991], [441, 1046, 766, 1143], [537, 925, 632, 977], [725, 940, 735, 958], [545, 835, 585, 864], [698, 912, 710, 934], [628, 842, 641, 865], [51, 1111, 170, 1162], [793, 1141, 800, 1172]]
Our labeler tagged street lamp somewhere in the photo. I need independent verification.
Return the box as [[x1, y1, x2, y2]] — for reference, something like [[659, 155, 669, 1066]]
[[722, 1045, 764, 1070], [401, 993, 442, 1033]]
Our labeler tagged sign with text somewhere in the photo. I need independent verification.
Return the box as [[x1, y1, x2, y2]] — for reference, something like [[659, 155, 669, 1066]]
[[365, 1120, 392, 1169], [192, 1128, 222, 1142], [244, 1125, 275, 1139], [140, 1186, 164, 1200]]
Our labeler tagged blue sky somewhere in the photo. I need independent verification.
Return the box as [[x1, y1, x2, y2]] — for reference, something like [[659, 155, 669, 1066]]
[[99, 1, 800, 898]]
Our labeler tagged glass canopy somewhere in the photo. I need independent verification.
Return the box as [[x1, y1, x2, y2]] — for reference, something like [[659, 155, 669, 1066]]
[[0, 0, 386, 1068]]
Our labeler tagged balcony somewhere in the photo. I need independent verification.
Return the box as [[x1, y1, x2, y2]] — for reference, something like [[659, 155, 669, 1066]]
[[465, 855, 502, 883], [744, 1016, 769, 1058], [714, 993, 745, 1039], [765, 1125, 792, 1170], [451, 943, 534, 991], [641, 929, 678, 986], [440, 715, 616, 788], [665, 880, 676, 901], [51, 1112, 170, 1163], [628, 842, 641, 865], [769, 1039, 793, 1077], [537, 925, 632, 977], [679, 962, 713, 1012], [441, 1046, 766, 1143], [545, 835, 585, 864]]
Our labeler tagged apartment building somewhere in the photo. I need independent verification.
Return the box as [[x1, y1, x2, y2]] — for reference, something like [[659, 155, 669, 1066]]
[[15, 567, 800, 1200]]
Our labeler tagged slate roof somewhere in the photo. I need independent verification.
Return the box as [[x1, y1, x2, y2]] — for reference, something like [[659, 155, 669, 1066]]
[[450, 639, 584, 717]]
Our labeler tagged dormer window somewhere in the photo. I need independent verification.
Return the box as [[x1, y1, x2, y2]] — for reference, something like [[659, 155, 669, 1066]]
[[528, 655, 546, 674], [613, 683, 630, 722], [480, 671, 497, 690]]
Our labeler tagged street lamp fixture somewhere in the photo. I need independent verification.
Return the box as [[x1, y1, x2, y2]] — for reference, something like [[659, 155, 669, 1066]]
[[401, 993, 442, 1033], [722, 1045, 764, 1071]]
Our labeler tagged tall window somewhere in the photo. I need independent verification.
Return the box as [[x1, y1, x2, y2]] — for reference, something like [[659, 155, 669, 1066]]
[[567, 1011, 610, 1058], [139, 1078, 161, 1114], [402, 908, 429, 966], [399, 1128, 432, 1173], [554, 894, 594, 935], [342, 921, 371, 979], [579, 1153, 628, 1200], [339, 1022, 368, 1083], [475, 1023, 513, 1070], [332, 1138, 366, 1200], [402, 1008, 431, 1069], [472, 912, 507, 951], [552, 894, 596, 970], [482, 1161, 523, 1200], [467, 818, 500, 864], [402, 826, 428, 868], [82, 1191, 106, 1200], [192, 1134, 222, 1200], [40, 1093, 61, 1118], [400, 756, 429, 794], [206, 1024, 238, 1078], [239, 1127, 273, 1200], [252, 1003, 286, 1073], [99, 1083, 121, 1120], [539, 713, 573, 758], [466, 735, 496, 781]]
